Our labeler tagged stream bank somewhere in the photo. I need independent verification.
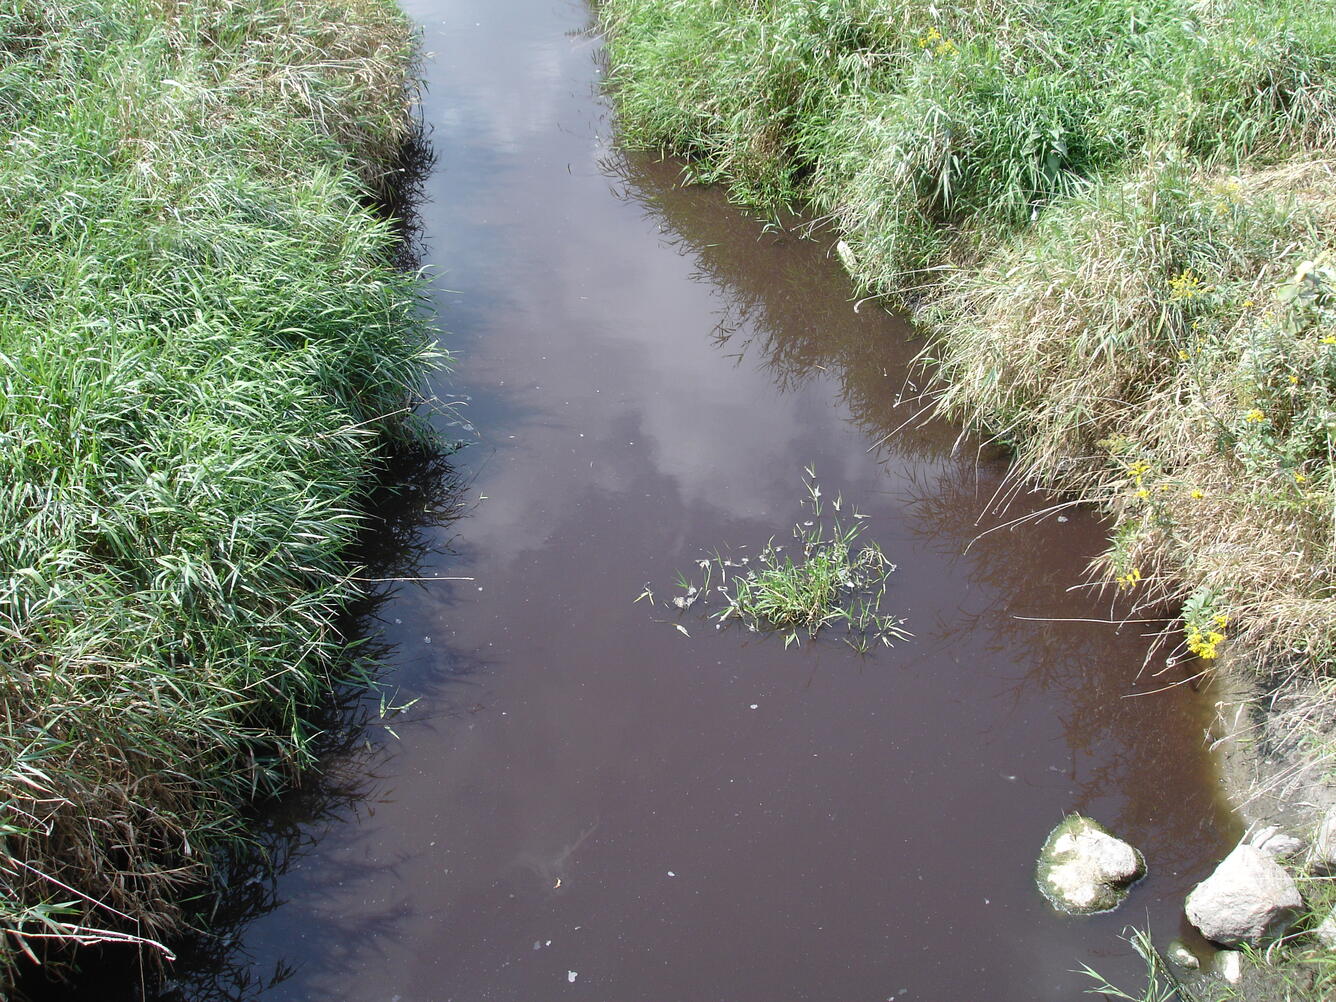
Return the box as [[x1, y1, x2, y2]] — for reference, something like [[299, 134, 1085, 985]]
[[0, 1, 434, 992]]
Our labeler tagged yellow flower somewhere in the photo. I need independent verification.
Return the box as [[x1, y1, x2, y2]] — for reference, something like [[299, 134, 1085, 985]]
[[1169, 269, 1207, 301], [1189, 488, 1205, 499], [1187, 626, 1222, 659], [1289, 374, 1299, 385], [1177, 349, 1190, 361], [1242, 299, 1255, 308], [1323, 336, 1336, 345], [1117, 568, 1142, 590], [1296, 471, 1309, 484], [1136, 488, 1150, 499], [1186, 614, 1229, 660], [1245, 409, 1265, 423]]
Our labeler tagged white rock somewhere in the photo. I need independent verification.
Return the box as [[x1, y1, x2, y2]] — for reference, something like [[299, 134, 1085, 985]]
[[1214, 949, 1244, 984], [1315, 907, 1336, 950], [1166, 940, 1199, 969], [835, 240, 857, 275], [1036, 815, 1145, 914], [1185, 844, 1302, 946], [1312, 806, 1336, 870]]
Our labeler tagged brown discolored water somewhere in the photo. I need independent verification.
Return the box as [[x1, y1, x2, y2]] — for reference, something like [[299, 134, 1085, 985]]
[[136, 1, 1241, 999]]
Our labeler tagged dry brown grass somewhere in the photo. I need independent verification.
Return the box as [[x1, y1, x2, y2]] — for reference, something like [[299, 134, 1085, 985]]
[[152, 0, 418, 193], [923, 152, 1336, 672]]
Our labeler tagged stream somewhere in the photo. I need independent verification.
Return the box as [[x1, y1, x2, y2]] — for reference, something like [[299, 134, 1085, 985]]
[[141, 0, 1239, 998]]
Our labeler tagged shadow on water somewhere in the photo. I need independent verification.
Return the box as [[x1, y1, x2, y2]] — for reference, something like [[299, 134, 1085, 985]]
[[603, 151, 960, 467]]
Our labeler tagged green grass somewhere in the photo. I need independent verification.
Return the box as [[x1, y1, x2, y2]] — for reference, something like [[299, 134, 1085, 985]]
[[1078, 928, 1193, 1001], [1083, 880, 1336, 1001], [1288, 873, 1336, 997], [603, 0, 1336, 289], [922, 155, 1336, 668], [0, 0, 437, 987], [658, 470, 908, 650]]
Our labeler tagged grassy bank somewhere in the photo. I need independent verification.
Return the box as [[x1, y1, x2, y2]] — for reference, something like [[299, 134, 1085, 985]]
[[600, 0, 1336, 988], [0, 0, 437, 987], [600, 2, 1336, 732]]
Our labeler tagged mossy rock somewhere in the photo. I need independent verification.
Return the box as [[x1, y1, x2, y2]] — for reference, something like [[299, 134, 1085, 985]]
[[1036, 814, 1146, 915]]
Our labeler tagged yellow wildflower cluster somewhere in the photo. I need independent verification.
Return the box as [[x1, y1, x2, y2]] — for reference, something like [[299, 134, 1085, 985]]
[[1121, 460, 1179, 501], [1116, 567, 1142, 590], [1187, 614, 1228, 660], [1244, 408, 1266, 423], [1168, 269, 1207, 301], [1125, 459, 1153, 500], [917, 25, 957, 55]]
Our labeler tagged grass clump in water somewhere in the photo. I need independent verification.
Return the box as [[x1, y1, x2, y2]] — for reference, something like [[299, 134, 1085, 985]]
[[0, 0, 437, 988], [668, 470, 908, 650]]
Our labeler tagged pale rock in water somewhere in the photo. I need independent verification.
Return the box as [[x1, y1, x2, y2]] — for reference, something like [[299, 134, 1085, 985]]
[[1035, 815, 1146, 914], [835, 239, 857, 276], [1185, 843, 1302, 947], [1165, 940, 1199, 970]]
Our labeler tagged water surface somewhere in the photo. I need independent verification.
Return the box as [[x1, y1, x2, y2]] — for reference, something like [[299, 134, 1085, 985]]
[[153, 1, 1237, 998]]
